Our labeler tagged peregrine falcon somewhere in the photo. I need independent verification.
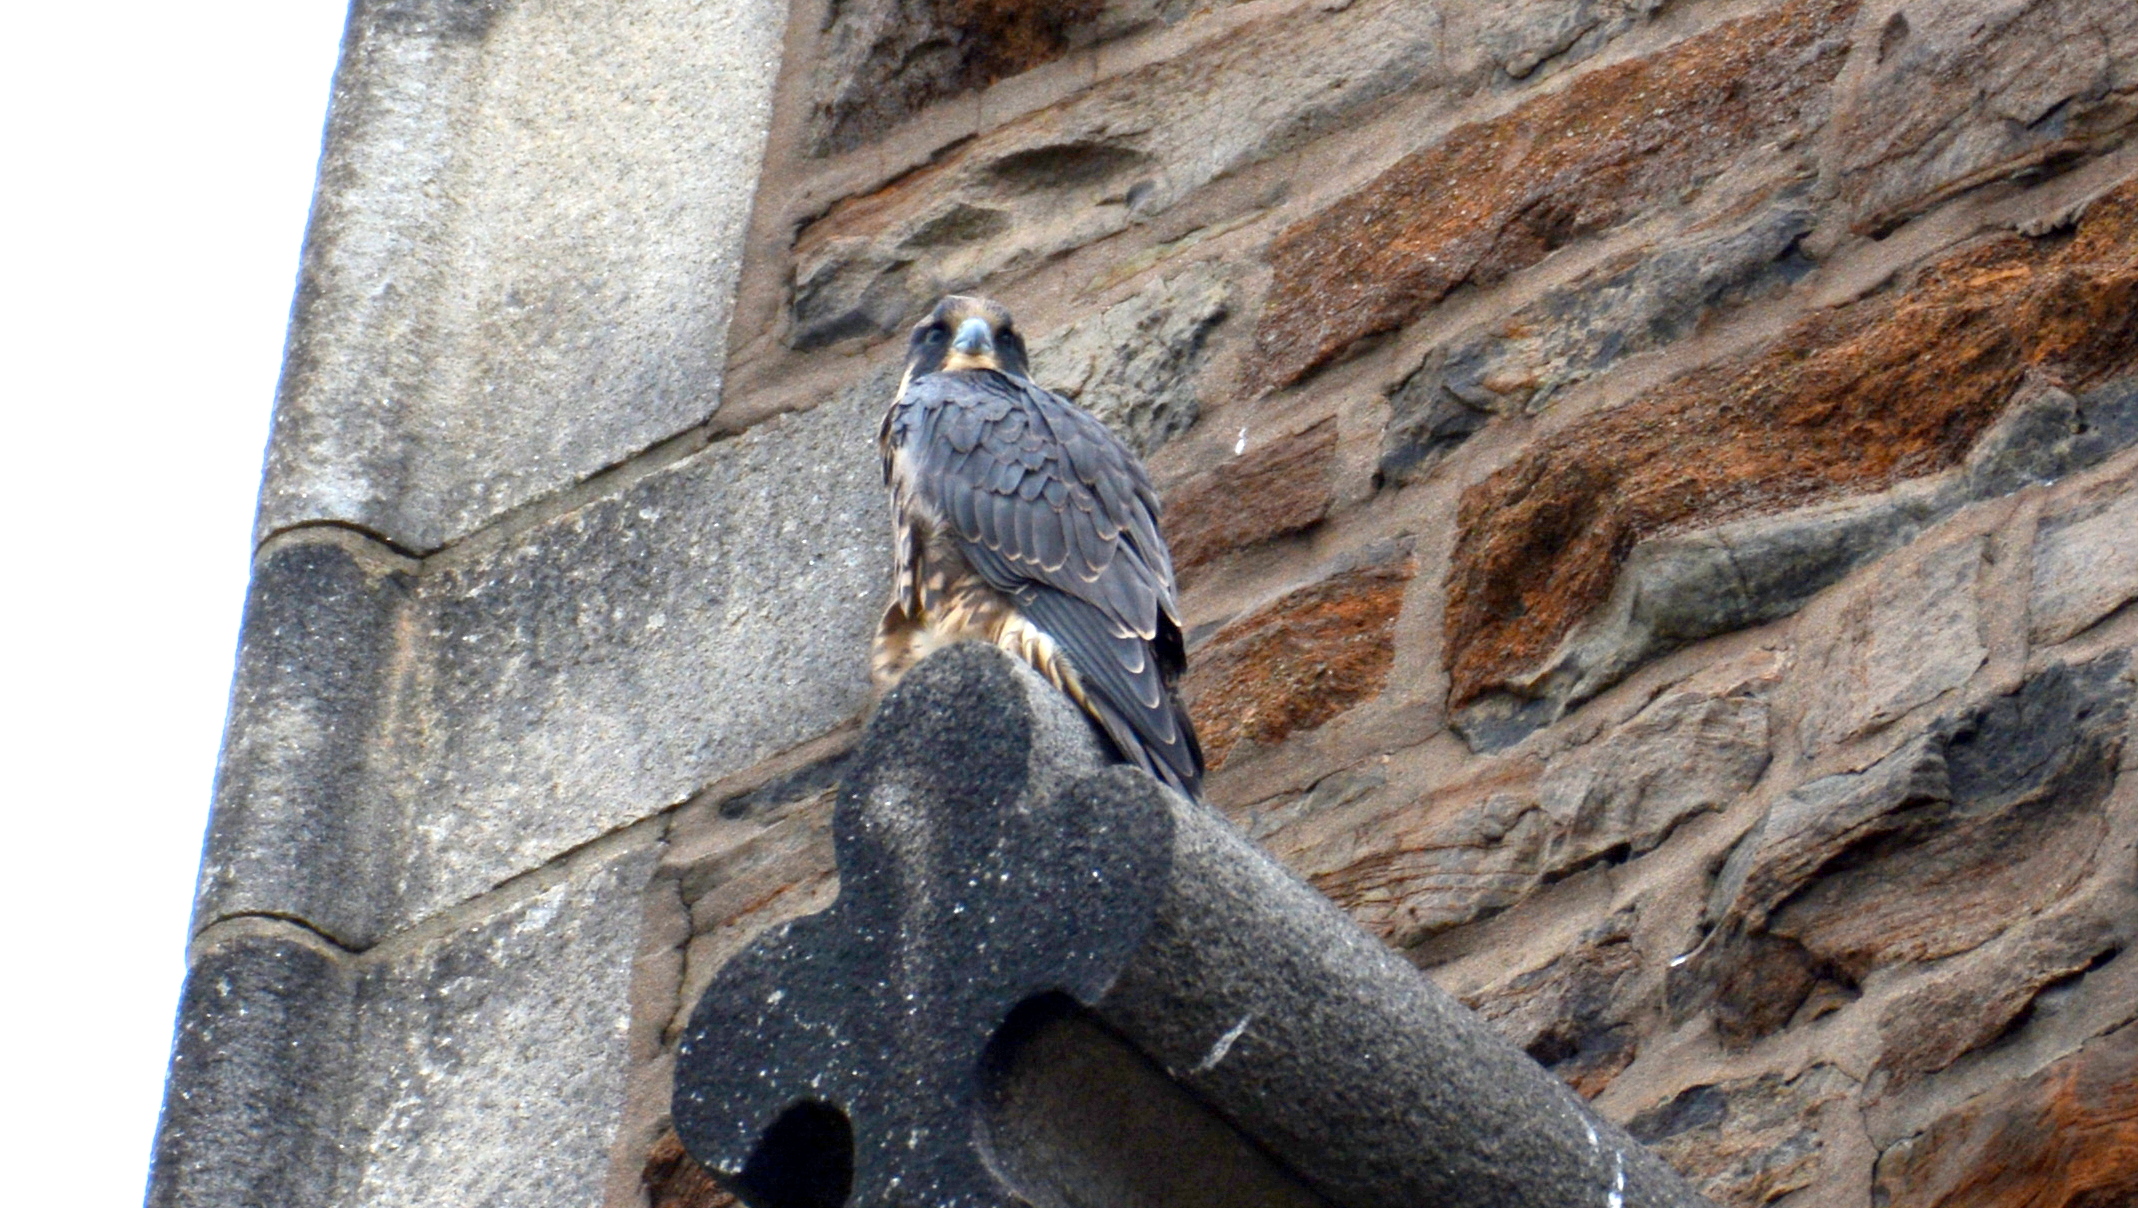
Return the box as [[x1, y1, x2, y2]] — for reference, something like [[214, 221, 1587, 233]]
[[872, 295, 1206, 799]]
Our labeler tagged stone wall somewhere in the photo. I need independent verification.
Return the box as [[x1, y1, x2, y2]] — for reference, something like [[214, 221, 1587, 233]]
[[157, 0, 2138, 1206]]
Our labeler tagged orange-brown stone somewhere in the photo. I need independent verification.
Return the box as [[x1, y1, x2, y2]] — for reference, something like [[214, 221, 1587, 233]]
[[643, 1129, 738, 1208], [1445, 178, 2138, 708], [1183, 554, 1414, 768], [1875, 1020, 2138, 1208], [1164, 419, 1337, 576], [1250, 0, 1858, 392]]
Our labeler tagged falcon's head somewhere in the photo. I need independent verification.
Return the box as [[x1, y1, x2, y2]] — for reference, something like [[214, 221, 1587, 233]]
[[903, 295, 1031, 386]]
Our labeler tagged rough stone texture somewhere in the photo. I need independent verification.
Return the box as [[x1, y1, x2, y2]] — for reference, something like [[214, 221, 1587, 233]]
[[2032, 457, 2138, 644], [1627, 1068, 1855, 1208], [1445, 178, 2138, 714], [673, 644, 1710, 1208], [148, 929, 353, 1208], [339, 841, 658, 1207], [1874, 1020, 2138, 1208], [1835, 0, 2138, 235], [1318, 650, 1775, 947], [392, 381, 882, 932], [1792, 534, 1986, 754], [1253, 0, 1856, 391], [789, 0, 1447, 347], [1467, 907, 1645, 1098], [806, 0, 1204, 156], [257, 0, 790, 552], [1454, 372, 2138, 745], [1165, 418, 1337, 576], [202, 372, 884, 948], [192, 530, 415, 945], [152, 843, 658, 1208], [176, 0, 2138, 1202], [1026, 262, 1232, 456], [1684, 654, 2132, 1046], [1380, 200, 1817, 485], [1873, 910, 2122, 1088], [1181, 546, 1413, 769], [645, 1130, 738, 1208]]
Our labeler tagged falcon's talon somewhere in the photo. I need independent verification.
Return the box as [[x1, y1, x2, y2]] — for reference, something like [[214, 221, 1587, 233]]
[[873, 294, 1207, 799]]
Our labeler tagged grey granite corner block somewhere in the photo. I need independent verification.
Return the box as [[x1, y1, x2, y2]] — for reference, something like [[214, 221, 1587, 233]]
[[337, 839, 660, 1208], [195, 528, 417, 947], [676, 644, 1711, 1208], [384, 373, 888, 930], [148, 927, 355, 1208], [259, 0, 790, 553], [153, 841, 660, 1208]]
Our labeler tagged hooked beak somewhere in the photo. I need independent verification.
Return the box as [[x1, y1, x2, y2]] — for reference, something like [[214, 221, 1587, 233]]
[[952, 316, 995, 357]]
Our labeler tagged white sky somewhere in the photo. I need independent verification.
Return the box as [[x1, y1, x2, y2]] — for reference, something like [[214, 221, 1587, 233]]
[[1, 4, 351, 1200]]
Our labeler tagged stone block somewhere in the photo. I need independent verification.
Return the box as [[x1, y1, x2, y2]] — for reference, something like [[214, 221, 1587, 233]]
[[1793, 534, 1987, 754], [193, 529, 417, 946], [1835, 0, 2138, 235], [789, 0, 1445, 347], [389, 374, 885, 930], [338, 840, 660, 1207], [1874, 910, 2121, 1088], [1453, 370, 2138, 748], [803, 0, 1213, 156], [1684, 654, 2132, 1044], [1026, 262, 1232, 457], [1165, 417, 1336, 577], [1627, 1067, 1855, 1208], [1320, 648, 1775, 946], [1380, 200, 1817, 485], [1444, 180, 2138, 722], [147, 928, 354, 1208], [1873, 1019, 2138, 1208], [258, 0, 790, 552], [1253, 0, 1855, 391], [1180, 543, 1414, 769], [2032, 461, 2138, 645], [1466, 906, 1645, 1098]]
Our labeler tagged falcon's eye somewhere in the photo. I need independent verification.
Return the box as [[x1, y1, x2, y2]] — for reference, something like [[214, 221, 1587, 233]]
[[921, 325, 948, 345]]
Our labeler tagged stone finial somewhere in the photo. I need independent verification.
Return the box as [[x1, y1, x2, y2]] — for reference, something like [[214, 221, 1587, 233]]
[[674, 643, 1712, 1208]]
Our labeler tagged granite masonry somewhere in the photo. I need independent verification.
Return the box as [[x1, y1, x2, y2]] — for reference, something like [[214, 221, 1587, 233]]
[[158, 0, 2138, 1205]]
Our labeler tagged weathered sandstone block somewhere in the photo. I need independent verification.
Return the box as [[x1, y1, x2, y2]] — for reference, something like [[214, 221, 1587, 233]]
[[1873, 1020, 2138, 1208], [1684, 654, 2131, 1046], [1467, 906, 1645, 1098], [1380, 200, 1817, 484], [1445, 179, 2138, 723], [1835, 0, 2138, 235], [1181, 544, 1414, 769], [1253, 0, 1856, 391], [1628, 1067, 1855, 1208], [1165, 417, 1336, 577], [1026, 262, 1232, 456], [805, 0, 1215, 155], [2032, 452, 2138, 645], [1316, 649, 1777, 946], [789, 0, 1448, 347]]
